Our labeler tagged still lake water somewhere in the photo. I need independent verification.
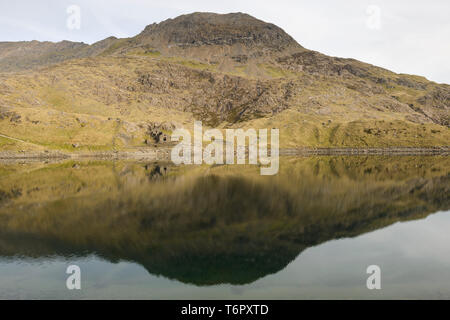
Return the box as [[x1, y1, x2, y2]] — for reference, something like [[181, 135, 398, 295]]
[[0, 156, 448, 299]]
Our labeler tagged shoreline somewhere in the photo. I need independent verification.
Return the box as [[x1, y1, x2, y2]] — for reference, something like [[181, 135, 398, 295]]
[[280, 146, 450, 156], [0, 146, 448, 162]]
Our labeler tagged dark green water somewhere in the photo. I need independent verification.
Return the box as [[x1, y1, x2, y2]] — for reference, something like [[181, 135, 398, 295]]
[[0, 156, 448, 299]]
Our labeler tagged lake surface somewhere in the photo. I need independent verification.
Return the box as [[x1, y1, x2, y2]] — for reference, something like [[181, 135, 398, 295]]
[[0, 156, 448, 299]]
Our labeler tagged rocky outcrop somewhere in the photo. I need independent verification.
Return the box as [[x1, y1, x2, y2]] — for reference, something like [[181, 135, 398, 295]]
[[138, 12, 300, 50], [146, 122, 176, 144]]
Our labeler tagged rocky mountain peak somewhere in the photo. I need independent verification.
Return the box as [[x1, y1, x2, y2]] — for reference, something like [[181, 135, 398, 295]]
[[139, 12, 301, 51]]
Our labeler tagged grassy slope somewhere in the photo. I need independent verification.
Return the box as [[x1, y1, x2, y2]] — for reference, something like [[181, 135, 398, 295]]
[[0, 53, 449, 151], [0, 56, 195, 151]]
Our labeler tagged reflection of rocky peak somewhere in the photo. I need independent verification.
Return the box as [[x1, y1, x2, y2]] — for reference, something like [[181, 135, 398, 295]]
[[0, 158, 448, 285], [139, 12, 301, 51]]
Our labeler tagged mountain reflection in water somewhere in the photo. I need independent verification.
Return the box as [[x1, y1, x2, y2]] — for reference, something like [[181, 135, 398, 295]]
[[0, 156, 448, 286]]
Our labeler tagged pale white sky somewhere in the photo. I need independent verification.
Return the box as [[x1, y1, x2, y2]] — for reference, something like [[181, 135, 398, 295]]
[[1, 0, 449, 84]]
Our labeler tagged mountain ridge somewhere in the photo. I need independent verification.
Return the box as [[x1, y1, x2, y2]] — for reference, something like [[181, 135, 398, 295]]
[[0, 12, 304, 73]]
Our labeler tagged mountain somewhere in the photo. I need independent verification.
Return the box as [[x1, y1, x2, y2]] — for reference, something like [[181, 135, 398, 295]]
[[0, 12, 449, 153]]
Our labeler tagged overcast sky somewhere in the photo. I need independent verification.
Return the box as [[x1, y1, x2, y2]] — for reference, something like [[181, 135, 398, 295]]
[[1, 0, 449, 84]]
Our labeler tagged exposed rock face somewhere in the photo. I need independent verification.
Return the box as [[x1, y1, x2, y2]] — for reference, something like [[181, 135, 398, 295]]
[[136, 66, 290, 125], [138, 12, 301, 51], [146, 122, 175, 144], [277, 51, 372, 77], [417, 87, 450, 126]]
